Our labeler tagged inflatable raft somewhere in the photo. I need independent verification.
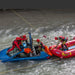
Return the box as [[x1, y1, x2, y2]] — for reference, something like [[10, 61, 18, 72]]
[[49, 40, 75, 58], [0, 45, 52, 62]]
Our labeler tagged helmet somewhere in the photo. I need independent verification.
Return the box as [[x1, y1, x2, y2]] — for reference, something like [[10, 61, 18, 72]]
[[36, 39, 40, 42], [55, 37, 58, 40], [23, 35, 26, 38], [59, 36, 63, 39], [59, 36, 65, 40], [20, 35, 26, 38], [16, 37, 22, 40], [20, 35, 27, 40]]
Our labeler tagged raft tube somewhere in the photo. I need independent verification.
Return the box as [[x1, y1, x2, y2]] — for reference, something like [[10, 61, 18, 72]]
[[49, 40, 75, 58]]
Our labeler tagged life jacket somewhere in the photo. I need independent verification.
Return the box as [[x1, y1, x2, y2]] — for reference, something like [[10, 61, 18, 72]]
[[24, 48, 32, 54], [44, 46, 53, 56]]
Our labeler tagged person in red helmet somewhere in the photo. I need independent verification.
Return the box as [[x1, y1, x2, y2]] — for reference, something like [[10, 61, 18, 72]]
[[7, 36, 27, 56], [7, 37, 22, 52], [20, 35, 27, 41], [36, 39, 45, 48], [55, 36, 68, 51], [34, 39, 45, 55], [20, 35, 29, 46]]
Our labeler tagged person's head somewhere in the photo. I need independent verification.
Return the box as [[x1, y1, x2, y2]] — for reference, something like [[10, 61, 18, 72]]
[[20, 35, 27, 41], [55, 36, 65, 41], [36, 39, 40, 43], [55, 37, 58, 40]]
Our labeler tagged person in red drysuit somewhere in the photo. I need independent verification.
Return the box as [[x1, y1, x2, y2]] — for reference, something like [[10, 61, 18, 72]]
[[7, 35, 27, 53]]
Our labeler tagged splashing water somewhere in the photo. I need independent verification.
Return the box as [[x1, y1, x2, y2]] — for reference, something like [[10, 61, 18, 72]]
[[0, 10, 75, 75]]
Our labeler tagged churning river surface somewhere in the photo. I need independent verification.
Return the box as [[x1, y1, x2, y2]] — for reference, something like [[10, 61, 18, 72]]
[[0, 9, 75, 75]]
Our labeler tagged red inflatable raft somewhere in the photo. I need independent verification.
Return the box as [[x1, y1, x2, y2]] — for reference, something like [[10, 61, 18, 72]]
[[49, 40, 75, 58]]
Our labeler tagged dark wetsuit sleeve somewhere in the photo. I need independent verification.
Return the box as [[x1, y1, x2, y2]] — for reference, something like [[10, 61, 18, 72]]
[[61, 44, 68, 51]]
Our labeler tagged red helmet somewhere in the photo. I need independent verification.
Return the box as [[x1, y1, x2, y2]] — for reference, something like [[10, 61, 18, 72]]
[[20, 35, 27, 40], [36, 39, 40, 42], [23, 35, 26, 38], [55, 37, 58, 40], [59, 36, 63, 38], [59, 36, 65, 39], [16, 37, 22, 40], [73, 37, 75, 40]]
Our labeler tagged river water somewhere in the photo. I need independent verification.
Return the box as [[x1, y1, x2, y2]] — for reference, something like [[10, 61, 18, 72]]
[[0, 9, 75, 75]]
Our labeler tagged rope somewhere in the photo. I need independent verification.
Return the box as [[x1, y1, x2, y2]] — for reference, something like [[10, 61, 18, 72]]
[[0, 58, 60, 74], [11, 10, 33, 27]]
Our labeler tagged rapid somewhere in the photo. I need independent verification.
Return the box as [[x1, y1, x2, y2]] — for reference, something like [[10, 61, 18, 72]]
[[0, 9, 75, 75]]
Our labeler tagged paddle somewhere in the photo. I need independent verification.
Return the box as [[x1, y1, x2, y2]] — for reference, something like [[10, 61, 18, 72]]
[[28, 32, 37, 55], [28, 32, 33, 50]]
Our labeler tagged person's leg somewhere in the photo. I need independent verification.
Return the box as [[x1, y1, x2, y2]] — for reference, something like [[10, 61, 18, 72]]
[[34, 45, 39, 55], [7, 45, 16, 56], [8, 45, 15, 52], [61, 44, 68, 51], [64, 44, 68, 50]]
